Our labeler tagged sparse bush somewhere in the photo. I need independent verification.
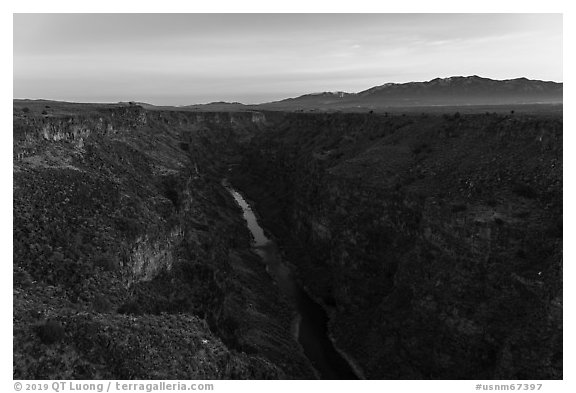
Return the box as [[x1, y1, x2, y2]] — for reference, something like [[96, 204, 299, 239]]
[[451, 203, 467, 213], [545, 217, 562, 238], [13, 270, 33, 288], [41, 110, 48, 115], [486, 198, 498, 207], [93, 254, 119, 272], [22, 107, 30, 113], [160, 176, 181, 208], [93, 295, 113, 313], [117, 300, 142, 315], [115, 217, 141, 238], [513, 211, 531, 219], [37, 320, 65, 344], [512, 183, 538, 199], [494, 217, 504, 225], [403, 176, 416, 186], [412, 142, 430, 155]]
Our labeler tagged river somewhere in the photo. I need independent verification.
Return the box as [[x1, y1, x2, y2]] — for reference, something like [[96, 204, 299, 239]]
[[224, 181, 358, 380]]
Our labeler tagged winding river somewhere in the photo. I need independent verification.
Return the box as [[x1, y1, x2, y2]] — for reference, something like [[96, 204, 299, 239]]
[[224, 181, 358, 380]]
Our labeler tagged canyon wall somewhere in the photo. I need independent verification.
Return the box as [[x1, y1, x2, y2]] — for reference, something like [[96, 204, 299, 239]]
[[13, 105, 314, 379], [231, 111, 563, 379], [13, 103, 562, 379]]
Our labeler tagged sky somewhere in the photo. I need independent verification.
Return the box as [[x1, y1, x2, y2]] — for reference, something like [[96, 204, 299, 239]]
[[13, 13, 563, 105]]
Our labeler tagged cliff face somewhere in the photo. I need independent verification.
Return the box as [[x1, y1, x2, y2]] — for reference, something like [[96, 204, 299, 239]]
[[13, 104, 314, 379], [231, 111, 562, 379]]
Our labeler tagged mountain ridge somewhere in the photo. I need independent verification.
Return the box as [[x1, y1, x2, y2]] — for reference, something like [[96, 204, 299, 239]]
[[14, 76, 563, 113], [151, 75, 564, 111]]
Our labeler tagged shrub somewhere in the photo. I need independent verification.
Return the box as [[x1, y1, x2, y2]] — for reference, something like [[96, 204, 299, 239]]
[[117, 300, 142, 315], [13, 270, 33, 288], [160, 176, 181, 208], [494, 217, 504, 225], [486, 198, 498, 207], [22, 107, 30, 113], [37, 320, 65, 344], [512, 183, 537, 199], [115, 217, 141, 238], [545, 217, 562, 238], [92, 295, 113, 313], [93, 254, 119, 272], [451, 203, 467, 213], [411, 142, 430, 155]]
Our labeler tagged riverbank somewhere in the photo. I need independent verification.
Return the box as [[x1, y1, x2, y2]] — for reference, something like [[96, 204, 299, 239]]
[[225, 180, 359, 380]]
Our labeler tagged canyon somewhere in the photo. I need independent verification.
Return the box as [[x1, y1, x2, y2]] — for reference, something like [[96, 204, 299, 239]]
[[13, 101, 562, 379]]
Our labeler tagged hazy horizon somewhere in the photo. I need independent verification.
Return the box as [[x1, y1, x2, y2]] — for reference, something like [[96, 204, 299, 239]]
[[14, 14, 563, 106]]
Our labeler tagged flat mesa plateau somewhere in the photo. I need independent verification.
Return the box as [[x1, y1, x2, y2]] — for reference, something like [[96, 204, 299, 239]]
[[13, 98, 562, 379]]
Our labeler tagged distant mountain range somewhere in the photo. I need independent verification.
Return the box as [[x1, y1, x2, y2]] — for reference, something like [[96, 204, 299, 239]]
[[177, 76, 562, 112], [357, 75, 561, 104], [15, 76, 563, 113]]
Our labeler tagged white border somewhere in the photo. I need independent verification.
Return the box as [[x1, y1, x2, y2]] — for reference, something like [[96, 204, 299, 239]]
[[3, 3, 571, 392]]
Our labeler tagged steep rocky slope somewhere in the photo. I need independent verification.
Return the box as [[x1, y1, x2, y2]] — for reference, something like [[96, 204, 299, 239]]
[[13, 102, 562, 380], [13, 103, 314, 379], [230, 111, 563, 379]]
